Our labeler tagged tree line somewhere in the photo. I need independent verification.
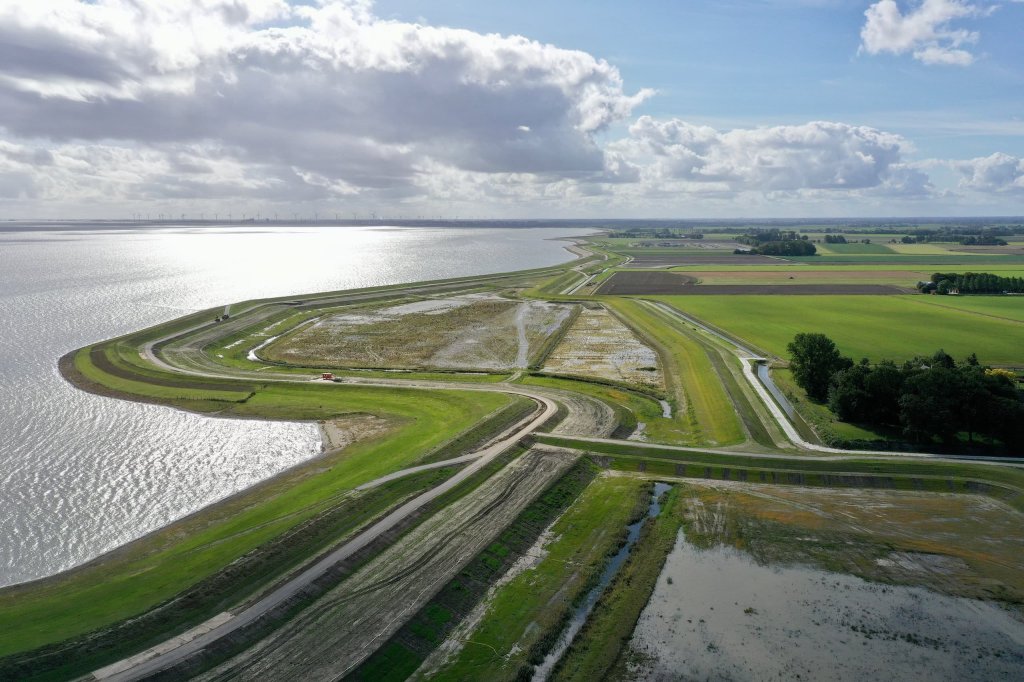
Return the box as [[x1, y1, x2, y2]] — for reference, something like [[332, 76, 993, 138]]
[[734, 229, 816, 256], [787, 333, 1024, 449], [917, 272, 1024, 295]]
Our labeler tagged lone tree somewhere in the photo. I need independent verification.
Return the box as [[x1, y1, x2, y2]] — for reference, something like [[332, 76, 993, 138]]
[[787, 332, 852, 401]]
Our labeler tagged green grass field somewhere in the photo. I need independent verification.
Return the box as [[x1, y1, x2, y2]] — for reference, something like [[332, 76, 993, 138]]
[[815, 242, 896, 255], [660, 295, 1024, 366]]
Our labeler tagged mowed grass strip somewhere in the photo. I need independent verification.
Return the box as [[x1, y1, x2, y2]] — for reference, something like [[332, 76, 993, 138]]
[[606, 299, 743, 446], [0, 383, 512, 657], [551, 485, 683, 682], [906, 295, 1024, 323], [426, 475, 647, 682], [660, 295, 1024, 365]]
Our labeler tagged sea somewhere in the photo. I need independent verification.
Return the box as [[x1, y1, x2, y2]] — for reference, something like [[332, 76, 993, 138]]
[[0, 223, 589, 586]]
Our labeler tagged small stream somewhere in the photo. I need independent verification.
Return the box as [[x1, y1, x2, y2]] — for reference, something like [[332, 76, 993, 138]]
[[531, 482, 672, 681], [756, 362, 795, 418]]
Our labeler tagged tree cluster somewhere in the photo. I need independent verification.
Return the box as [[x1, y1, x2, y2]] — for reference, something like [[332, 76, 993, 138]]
[[824, 234, 847, 244], [736, 229, 807, 246], [787, 333, 1024, 448], [897, 226, 1015, 245], [917, 272, 1024, 295], [738, 240, 816, 256]]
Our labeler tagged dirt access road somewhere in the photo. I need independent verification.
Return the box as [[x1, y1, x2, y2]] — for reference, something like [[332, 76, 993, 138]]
[[196, 447, 579, 681]]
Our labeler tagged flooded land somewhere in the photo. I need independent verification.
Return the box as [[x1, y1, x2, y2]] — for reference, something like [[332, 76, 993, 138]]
[[264, 295, 573, 370], [542, 306, 664, 388], [621, 483, 1024, 681]]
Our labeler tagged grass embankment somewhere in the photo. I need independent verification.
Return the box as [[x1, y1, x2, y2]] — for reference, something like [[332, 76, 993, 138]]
[[660, 295, 1024, 366], [151, 445, 540, 682], [349, 458, 602, 682], [605, 298, 744, 446], [2, 352, 513, 659], [538, 437, 1024, 513], [423, 475, 649, 681], [551, 485, 683, 682], [0, 468, 455, 682]]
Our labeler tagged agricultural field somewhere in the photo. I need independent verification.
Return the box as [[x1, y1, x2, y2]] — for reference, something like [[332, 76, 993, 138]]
[[597, 270, 697, 294], [620, 482, 1024, 681], [625, 253, 785, 267], [542, 306, 664, 389], [908, 294, 1024, 322], [656, 284, 907, 295], [814, 242, 896, 255], [661, 294, 1024, 366], [682, 268, 943, 286], [263, 295, 574, 371]]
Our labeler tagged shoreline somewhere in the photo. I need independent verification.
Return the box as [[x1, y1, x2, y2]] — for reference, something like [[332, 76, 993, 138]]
[[29, 237, 597, 590]]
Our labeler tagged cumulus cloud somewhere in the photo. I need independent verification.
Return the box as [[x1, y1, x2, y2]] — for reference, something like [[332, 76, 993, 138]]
[[1, 0, 1018, 215], [860, 0, 983, 66], [0, 0, 650, 205], [608, 117, 930, 196], [954, 152, 1024, 192]]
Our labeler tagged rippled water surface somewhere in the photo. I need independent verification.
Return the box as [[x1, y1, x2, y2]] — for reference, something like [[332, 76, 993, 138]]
[[0, 224, 586, 586]]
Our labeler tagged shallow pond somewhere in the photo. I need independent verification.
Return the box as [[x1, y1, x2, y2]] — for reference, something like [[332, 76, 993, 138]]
[[625, 530, 1024, 681]]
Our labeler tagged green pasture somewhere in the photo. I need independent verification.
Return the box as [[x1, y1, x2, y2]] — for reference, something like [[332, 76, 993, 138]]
[[660, 295, 1024, 366], [907, 295, 1024, 323], [815, 242, 896, 255]]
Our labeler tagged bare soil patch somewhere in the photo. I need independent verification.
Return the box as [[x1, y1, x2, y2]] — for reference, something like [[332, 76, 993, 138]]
[[624, 254, 787, 267], [318, 414, 396, 452], [196, 447, 578, 680], [597, 271, 697, 295], [542, 307, 664, 389], [264, 296, 573, 371]]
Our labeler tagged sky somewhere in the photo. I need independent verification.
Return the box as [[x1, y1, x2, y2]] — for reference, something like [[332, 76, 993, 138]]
[[0, 0, 1022, 219]]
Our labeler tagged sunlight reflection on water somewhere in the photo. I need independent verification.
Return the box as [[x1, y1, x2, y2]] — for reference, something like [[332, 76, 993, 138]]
[[0, 225, 588, 586]]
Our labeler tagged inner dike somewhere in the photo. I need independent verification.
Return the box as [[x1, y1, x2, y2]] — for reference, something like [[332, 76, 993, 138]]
[[187, 447, 580, 681], [530, 481, 672, 681], [345, 456, 599, 682]]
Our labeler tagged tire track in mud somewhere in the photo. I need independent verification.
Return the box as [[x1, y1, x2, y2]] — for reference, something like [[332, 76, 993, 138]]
[[195, 447, 577, 681]]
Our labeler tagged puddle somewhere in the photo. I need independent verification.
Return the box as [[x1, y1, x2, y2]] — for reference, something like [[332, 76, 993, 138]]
[[658, 399, 672, 418], [624, 529, 1024, 681], [532, 482, 672, 681]]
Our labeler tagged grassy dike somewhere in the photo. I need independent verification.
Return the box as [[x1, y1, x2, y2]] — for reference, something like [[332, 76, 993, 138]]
[[421, 475, 650, 681], [349, 458, 601, 682], [538, 436, 1024, 513], [603, 298, 744, 446], [551, 485, 683, 682], [0, 349, 517, 662]]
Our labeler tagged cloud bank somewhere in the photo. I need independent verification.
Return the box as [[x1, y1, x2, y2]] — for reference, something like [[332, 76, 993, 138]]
[[0, 0, 1018, 216]]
